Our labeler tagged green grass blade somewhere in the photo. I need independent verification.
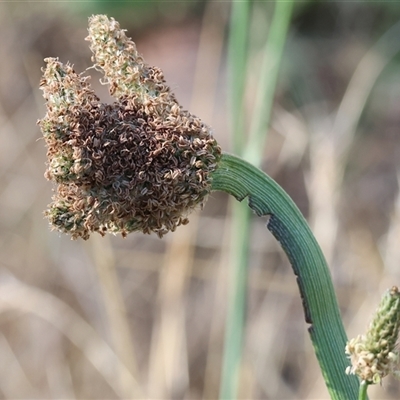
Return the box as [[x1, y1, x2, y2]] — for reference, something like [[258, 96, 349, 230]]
[[213, 152, 360, 400], [244, 0, 294, 166], [221, 2, 294, 399], [221, 2, 251, 398], [220, 200, 252, 400], [227, 0, 250, 154]]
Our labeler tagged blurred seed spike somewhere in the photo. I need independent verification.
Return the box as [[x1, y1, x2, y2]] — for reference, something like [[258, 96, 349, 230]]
[[346, 286, 400, 384], [38, 15, 221, 240]]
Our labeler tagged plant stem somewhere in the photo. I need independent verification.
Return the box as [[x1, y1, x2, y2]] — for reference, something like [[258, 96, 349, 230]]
[[221, 1, 251, 398], [212, 152, 360, 400], [221, 2, 294, 399], [221, 2, 293, 398], [228, 0, 250, 154], [220, 200, 251, 399], [244, 0, 294, 166], [358, 381, 369, 400]]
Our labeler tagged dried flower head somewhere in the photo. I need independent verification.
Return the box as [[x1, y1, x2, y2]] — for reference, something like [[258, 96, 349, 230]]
[[345, 286, 400, 384], [38, 15, 221, 239]]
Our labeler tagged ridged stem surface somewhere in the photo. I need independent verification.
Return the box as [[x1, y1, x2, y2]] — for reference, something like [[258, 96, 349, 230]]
[[212, 152, 360, 400]]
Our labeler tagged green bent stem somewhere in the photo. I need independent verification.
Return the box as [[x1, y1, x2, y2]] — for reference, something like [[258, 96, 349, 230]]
[[211, 152, 360, 400]]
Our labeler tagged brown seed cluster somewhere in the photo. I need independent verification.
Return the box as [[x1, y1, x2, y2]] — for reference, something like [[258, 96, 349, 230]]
[[38, 16, 221, 239]]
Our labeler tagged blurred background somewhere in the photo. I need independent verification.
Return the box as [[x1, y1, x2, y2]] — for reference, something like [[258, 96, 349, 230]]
[[1, 1, 400, 399]]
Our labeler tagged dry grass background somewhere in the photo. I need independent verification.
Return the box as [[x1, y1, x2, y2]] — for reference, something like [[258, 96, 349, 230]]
[[1, 1, 400, 399]]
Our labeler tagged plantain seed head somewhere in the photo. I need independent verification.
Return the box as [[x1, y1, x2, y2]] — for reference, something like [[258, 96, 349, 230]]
[[38, 15, 221, 239]]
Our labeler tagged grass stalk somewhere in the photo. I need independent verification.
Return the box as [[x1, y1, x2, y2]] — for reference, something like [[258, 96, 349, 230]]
[[220, 1, 250, 398], [221, 2, 294, 399], [227, 0, 250, 155], [358, 381, 368, 400], [220, 200, 252, 399], [244, 0, 294, 166]]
